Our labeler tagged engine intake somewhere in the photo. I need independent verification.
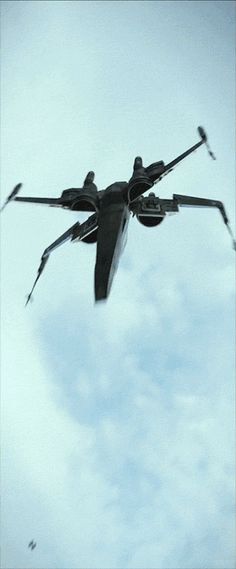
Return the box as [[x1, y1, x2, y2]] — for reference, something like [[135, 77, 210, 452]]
[[71, 194, 99, 212]]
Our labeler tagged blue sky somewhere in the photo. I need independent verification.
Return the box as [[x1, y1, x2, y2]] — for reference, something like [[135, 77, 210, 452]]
[[1, 1, 235, 568]]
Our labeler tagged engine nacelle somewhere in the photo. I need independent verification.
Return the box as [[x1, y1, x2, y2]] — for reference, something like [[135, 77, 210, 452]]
[[60, 188, 99, 212], [71, 193, 99, 212], [135, 193, 166, 226], [145, 160, 165, 182], [137, 214, 165, 227]]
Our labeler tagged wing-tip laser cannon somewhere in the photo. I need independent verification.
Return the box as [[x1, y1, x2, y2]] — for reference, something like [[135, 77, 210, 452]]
[[0, 183, 23, 211], [1, 126, 235, 304]]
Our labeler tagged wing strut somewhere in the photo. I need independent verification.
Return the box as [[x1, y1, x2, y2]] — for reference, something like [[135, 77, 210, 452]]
[[25, 213, 98, 305], [25, 221, 81, 305], [173, 194, 236, 250]]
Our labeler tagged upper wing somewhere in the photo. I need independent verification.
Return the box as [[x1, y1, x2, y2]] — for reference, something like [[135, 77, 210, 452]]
[[0, 184, 64, 210], [1, 184, 91, 210], [1, 173, 99, 211], [145, 126, 215, 185], [145, 139, 204, 185], [15, 191, 97, 211], [14, 197, 62, 207]]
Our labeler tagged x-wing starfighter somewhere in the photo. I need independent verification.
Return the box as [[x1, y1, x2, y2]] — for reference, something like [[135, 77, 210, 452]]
[[1, 127, 235, 303]]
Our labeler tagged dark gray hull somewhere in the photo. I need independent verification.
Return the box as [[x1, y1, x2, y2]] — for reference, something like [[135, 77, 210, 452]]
[[95, 187, 129, 301]]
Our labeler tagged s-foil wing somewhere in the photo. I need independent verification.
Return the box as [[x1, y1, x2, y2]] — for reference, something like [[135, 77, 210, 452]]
[[173, 193, 236, 250], [25, 213, 98, 305], [145, 126, 216, 186]]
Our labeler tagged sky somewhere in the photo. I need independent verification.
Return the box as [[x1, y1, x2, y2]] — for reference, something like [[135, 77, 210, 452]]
[[0, 1, 235, 568]]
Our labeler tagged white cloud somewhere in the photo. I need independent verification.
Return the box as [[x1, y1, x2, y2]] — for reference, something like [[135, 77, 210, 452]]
[[2, 282, 235, 567]]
